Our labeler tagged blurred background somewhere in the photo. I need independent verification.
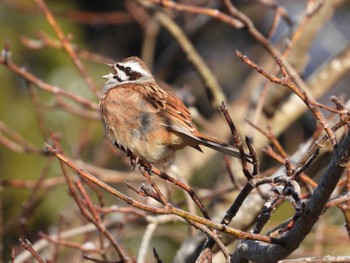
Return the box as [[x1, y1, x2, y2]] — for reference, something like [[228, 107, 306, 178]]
[[0, 0, 349, 262]]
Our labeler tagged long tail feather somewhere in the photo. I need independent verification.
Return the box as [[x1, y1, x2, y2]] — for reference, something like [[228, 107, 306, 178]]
[[197, 134, 241, 159]]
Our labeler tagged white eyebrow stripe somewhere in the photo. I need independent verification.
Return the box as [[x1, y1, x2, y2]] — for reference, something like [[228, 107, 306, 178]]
[[118, 61, 151, 77], [102, 58, 156, 93]]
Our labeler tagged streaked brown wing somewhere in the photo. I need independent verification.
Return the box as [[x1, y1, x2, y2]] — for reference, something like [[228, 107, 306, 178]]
[[123, 82, 200, 140], [162, 92, 198, 133], [120, 82, 168, 112]]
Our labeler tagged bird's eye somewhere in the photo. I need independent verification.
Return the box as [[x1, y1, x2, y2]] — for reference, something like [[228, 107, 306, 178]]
[[125, 67, 132, 73]]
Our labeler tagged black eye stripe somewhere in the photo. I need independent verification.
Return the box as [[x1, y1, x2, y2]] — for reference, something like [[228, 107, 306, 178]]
[[113, 74, 122, 82], [116, 64, 132, 73], [115, 63, 142, 81]]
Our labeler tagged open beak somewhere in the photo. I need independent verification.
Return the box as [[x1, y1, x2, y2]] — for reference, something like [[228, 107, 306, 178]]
[[102, 63, 118, 79], [106, 63, 118, 74], [102, 73, 114, 80]]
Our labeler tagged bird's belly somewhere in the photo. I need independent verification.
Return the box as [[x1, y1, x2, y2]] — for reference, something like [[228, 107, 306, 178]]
[[102, 107, 176, 162], [100, 89, 186, 162], [131, 138, 170, 163], [111, 126, 173, 162]]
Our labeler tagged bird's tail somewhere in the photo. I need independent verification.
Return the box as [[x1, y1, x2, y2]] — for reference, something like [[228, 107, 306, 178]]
[[196, 134, 241, 159]]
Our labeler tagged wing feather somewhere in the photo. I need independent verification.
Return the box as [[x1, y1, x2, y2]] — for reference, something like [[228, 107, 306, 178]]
[[139, 83, 198, 135], [117, 82, 241, 158]]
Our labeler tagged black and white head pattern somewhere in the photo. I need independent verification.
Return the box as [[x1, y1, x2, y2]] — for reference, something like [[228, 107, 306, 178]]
[[102, 57, 155, 92]]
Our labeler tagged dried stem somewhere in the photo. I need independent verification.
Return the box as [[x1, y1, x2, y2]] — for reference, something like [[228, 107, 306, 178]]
[[137, 0, 227, 107], [19, 239, 45, 263], [46, 143, 273, 243], [33, 0, 100, 97], [236, 50, 336, 146], [0, 51, 98, 110]]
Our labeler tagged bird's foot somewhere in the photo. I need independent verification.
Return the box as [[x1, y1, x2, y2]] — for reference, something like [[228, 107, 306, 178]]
[[125, 151, 139, 171], [137, 160, 153, 174]]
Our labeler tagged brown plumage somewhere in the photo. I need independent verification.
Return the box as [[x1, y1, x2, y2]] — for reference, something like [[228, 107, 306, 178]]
[[99, 56, 241, 163]]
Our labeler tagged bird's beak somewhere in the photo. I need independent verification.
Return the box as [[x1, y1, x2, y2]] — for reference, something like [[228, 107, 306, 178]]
[[106, 63, 118, 74], [102, 73, 114, 80]]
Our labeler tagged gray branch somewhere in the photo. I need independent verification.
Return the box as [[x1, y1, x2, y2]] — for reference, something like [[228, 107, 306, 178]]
[[232, 131, 350, 263]]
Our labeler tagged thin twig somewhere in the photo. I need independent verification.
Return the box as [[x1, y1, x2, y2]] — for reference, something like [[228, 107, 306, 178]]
[[236, 50, 336, 146], [34, 0, 100, 97], [149, 164, 211, 220], [39, 232, 101, 253], [21, 32, 115, 64], [19, 239, 46, 263], [0, 121, 46, 154], [46, 143, 273, 242], [137, 0, 227, 107], [0, 52, 98, 110], [54, 143, 132, 262]]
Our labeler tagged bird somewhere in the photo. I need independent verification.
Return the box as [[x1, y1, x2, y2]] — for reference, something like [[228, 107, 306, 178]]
[[99, 56, 242, 164]]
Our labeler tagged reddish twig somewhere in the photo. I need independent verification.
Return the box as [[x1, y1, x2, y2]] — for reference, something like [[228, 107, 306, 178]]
[[0, 121, 45, 154], [219, 102, 252, 178], [76, 181, 103, 225], [139, 166, 168, 205], [21, 32, 115, 64], [186, 219, 230, 260], [236, 50, 337, 147], [149, 164, 211, 220], [298, 115, 350, 167], [39, 232, 101, 253], [246, 120, 289, 158], [0, 50, 98, 110], [34, 0, 100, 97], [59, 159, 132, 262], [151, 0, 244, 28], [19, 239, 45, 263], [46, 143, 273, 242], [264, 146, 286, 164]]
